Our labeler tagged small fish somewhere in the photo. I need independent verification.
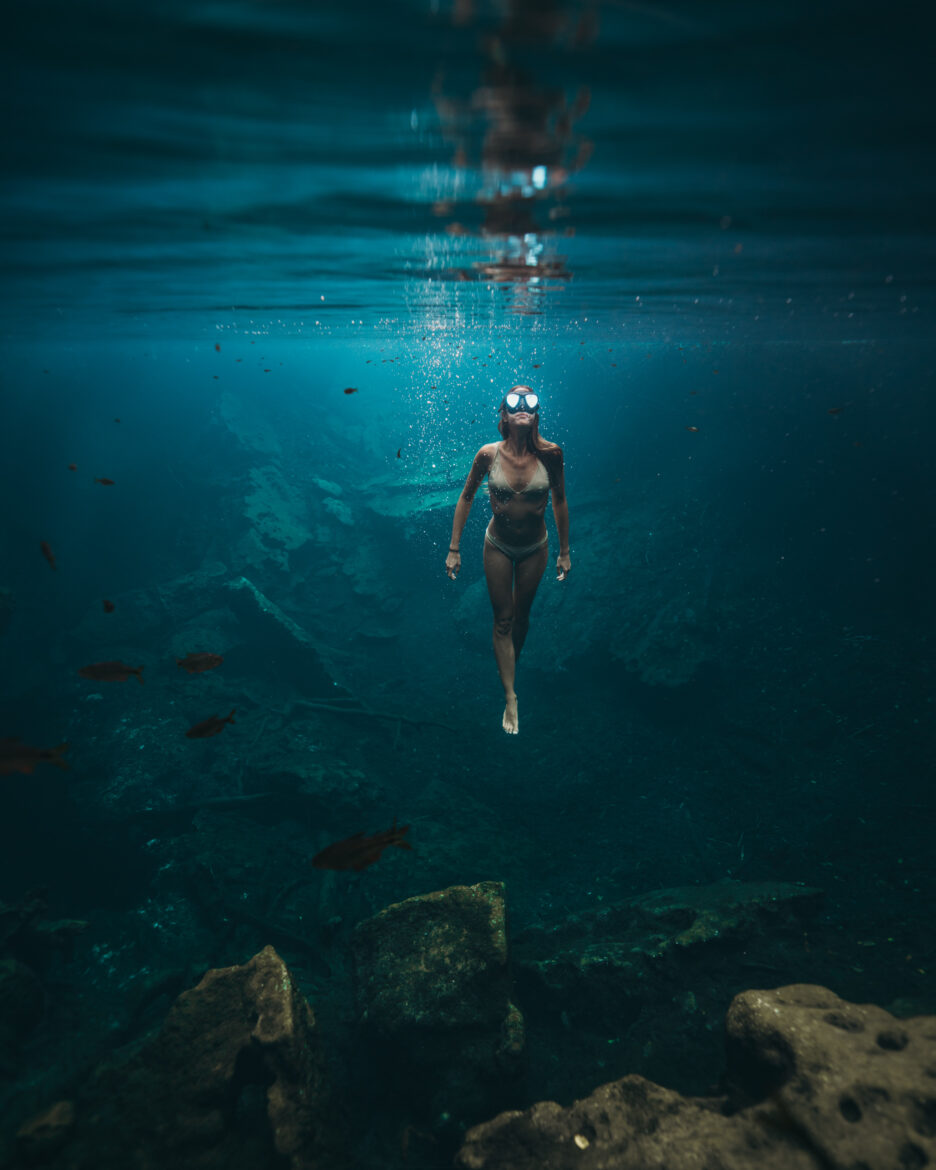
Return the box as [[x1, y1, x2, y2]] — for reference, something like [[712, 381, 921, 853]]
[[343, 387, 358, 395], [114, 418, 121, 423], [396, 448, 401, 459], [0, 739, 69, 776], [40, 541, 57, 571], [177, 651, 223, 674], [827, 406, 843, 415], [186, 709, 236, 739], [312, 818, 412, 872], [79, 660, 144, 684], [94, 477, 115, 486], [685, 426, 699, 432], [214, 343, 221, 351], [102, 599, 115, 613], [68, 463, 77, 471]]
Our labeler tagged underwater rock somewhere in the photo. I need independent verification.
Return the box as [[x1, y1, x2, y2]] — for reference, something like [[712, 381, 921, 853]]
[[240, 464, 314, 572], [13, 1100, 76, 1163], [514, 880, 822, 1098], [456, 1075, 820, 1170], [351, 881, 525, 1129], [455, 985, 936, 1170], [517, 880, 822, 1020], [68, 561, 233, 647], [725, 983, 936, 1168], [9, 945, 343, 1170], [225, 575, 341, 689]]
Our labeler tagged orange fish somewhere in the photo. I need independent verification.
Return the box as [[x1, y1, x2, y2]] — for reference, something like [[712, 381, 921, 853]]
[[0, 739, 69, 776], [40, 541, 56, 571], [94, 477, 115, 486], [176, 652, 223, 674], [186, 709, 235, 739], [68, 463, 77, 471], [79, 661, 144, 684], [343, 387, 358, 395], [312, 818, 412, 872], [102, 599, 115, 613]]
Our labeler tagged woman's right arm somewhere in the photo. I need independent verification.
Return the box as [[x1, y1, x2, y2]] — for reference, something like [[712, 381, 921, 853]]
[[446, 446, 491, 579]]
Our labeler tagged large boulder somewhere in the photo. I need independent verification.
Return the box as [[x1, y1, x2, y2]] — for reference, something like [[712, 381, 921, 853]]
[[456, 1075, 820, 1170], [725, 983, 936, 1170], [455, 983, 936, 1170], [10, 946, 343, 1170], [351, 881, 525, 1128]]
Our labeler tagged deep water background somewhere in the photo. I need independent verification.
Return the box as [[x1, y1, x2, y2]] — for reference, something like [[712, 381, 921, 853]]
[[1, 0, 935, 1159]]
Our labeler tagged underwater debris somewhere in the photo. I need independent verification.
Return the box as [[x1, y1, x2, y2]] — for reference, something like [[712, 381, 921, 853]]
[[102, 599, 115, 613], [39, 541, 56, 571], [93, 477, 115, 485], [312, 818, 412, 871], [78, 661, 144, 684], [67, 463, 77, 471]]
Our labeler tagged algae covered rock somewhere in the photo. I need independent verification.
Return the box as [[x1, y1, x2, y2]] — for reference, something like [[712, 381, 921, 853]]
[[455, 984, 936, 1170], [725, 983, 936, 1169], [456, 1075, 820, 1170], [10, 945, 342, 1170], [351, 881, 525, 1126]]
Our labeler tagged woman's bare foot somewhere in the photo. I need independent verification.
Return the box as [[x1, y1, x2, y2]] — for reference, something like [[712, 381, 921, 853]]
[[502, 694, 519, 734]]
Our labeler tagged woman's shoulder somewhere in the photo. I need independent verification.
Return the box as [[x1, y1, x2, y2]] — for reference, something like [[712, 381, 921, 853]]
[[472, 442, 498, 467]]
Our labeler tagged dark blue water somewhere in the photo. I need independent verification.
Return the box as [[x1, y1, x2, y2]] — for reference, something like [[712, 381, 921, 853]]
[[1, 0, 934, 1162]]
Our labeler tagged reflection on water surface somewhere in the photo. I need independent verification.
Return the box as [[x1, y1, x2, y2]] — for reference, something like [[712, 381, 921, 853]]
[[0, 0, 932, 337]]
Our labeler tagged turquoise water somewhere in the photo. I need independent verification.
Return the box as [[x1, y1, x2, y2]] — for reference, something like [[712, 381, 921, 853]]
[[1, 0, 934, 1162]]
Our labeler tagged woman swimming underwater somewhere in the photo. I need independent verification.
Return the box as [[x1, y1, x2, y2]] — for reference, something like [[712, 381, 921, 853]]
[[446, 386, 571, 734]]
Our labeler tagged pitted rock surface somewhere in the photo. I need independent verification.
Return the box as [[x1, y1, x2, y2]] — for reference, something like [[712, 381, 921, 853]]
[[726, 983, 936, 1170], [456, 984, 936, 1170]]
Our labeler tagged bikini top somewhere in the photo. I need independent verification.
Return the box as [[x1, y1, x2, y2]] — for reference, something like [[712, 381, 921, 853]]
[[488, 444, 551, 502]]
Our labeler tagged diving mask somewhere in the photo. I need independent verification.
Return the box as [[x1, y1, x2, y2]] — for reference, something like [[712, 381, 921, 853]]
[[505, 391, 539, 413]]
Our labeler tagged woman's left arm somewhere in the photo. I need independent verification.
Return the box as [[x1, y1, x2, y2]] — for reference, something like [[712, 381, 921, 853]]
[[548, 447, 571, 581]]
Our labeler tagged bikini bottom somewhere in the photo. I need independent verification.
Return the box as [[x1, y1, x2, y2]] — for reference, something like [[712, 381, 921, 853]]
[[484, 521, 548, 563]]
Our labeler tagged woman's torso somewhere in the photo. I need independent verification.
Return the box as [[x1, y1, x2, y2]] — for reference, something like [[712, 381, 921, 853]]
[[487, 442, 551, 542]]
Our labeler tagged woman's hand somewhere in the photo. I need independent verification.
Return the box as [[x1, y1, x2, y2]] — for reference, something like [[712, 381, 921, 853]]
[[556, 552, 571, 581], [446, 550, 462, 580]]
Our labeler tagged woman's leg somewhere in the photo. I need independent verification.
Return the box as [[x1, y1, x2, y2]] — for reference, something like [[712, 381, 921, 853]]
[[483, 538, 520, 733], [512, 542, 548, 663]]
